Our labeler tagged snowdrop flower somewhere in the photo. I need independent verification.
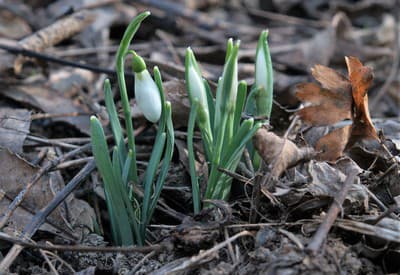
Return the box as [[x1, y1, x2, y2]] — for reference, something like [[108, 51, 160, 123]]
[[132, 52, 162, 123]]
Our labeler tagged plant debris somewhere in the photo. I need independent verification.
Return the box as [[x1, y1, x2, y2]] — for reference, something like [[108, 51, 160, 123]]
[[0, 0, 399, 274]]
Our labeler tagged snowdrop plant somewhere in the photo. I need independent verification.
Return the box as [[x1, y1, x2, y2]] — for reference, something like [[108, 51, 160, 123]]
[[90, 11, 174, 246], [186, 38, 268, 212], [245, 30, 274, 169]]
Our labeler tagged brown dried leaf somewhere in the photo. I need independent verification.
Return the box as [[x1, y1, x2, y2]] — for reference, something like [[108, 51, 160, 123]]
[[315, 126, 351, 161], [0, 148, 95, 238], [2, 84, 91, 134], [345, 56, 378, 148], [0, 9, 31, 39], [296, 67, 352, 126], [253, 128, 315, 177], [296, 57, 379, 161]]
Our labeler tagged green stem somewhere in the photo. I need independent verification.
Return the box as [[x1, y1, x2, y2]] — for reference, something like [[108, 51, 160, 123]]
[[115, 11, 150, 183]]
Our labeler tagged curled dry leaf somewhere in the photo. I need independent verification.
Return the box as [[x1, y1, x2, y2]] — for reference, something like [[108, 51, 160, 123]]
[[296, 56, 379, 161], [253, 128, 315, 177]]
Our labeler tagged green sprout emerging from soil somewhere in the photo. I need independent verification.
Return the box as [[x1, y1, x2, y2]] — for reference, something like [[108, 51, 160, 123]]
[[90, 11, 273, 245], [90, 12, 174, 246]]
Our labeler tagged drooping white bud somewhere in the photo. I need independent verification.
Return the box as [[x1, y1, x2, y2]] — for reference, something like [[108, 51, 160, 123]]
[[134, 69, 162, 123]]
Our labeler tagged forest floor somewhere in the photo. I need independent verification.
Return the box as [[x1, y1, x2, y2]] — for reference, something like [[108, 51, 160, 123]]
[[0, 0, 399, 274]]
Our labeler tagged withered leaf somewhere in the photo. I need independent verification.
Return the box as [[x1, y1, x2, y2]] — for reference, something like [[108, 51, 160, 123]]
[[345, 56, 378, 148], [296, 56, 379, 161], [0, 148, 95, 239], [253, 128, 315, 177]]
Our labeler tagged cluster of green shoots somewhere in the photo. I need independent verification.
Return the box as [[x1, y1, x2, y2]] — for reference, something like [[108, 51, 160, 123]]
[[90, 11, 273, 245], [186, 28, 273, 213]]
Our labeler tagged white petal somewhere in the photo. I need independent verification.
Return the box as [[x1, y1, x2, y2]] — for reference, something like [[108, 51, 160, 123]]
[[135, 70, 162, 123], [255, 47, 267, 90], [188, 66, 208, 110]]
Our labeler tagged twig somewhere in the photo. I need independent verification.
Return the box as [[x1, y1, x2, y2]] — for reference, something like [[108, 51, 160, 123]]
[[129, 251, 157, 274], [278, 228, 304, 250], [31, 112, 90, 120], [307, 170, 359, 254], [40, 249, 59, 275], [0, 43, 130, 78], [42, 249, 76, 274], [54, 157, 93, 170], [0, 232, 167, 254], [26, 135, 80, 149]]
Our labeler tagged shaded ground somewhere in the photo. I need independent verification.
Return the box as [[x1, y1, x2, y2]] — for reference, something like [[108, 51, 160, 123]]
[[0, 0, 399, 274]]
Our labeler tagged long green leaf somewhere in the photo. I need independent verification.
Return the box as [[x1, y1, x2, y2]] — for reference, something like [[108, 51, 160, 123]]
[[187, 100, 201, 213], [148, 102, 175, 219], [140, 133, 166, 236], [104, 79, 126, 165], [233, 81, 247, 132], [91, 116, 134, 245]]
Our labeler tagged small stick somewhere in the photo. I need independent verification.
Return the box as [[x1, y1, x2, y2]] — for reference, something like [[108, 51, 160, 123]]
[[307, 170, 359, 254], [26, 135, 80, 149], [0, 232, 166, 254], [0, 43, 128, 77], [129, 250, 157, 274], [54, 157, 93, 170]]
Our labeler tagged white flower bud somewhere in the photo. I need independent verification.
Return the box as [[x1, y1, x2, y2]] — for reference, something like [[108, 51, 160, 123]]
[[134, 69, 162, 123], [187, 66, 209, 112]]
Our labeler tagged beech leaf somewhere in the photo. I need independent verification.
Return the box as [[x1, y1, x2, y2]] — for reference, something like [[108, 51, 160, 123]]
[[296, 56, 379, 161]]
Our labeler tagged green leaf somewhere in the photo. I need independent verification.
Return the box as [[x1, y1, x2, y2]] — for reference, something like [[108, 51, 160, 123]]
[[148, 102, 175, 219], [90, 116, 135, 245], [187, 100, 201, 213], [233, 81, 247, 132], [104, 79, 126, 163], [140, 132, 166, 236], [122, 150, 133, 187]]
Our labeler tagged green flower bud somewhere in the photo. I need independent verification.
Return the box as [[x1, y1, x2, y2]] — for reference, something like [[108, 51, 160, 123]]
[[219, 40, 240, 113], [185, 48, 209, 112], [255, 30, 273, 119]]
